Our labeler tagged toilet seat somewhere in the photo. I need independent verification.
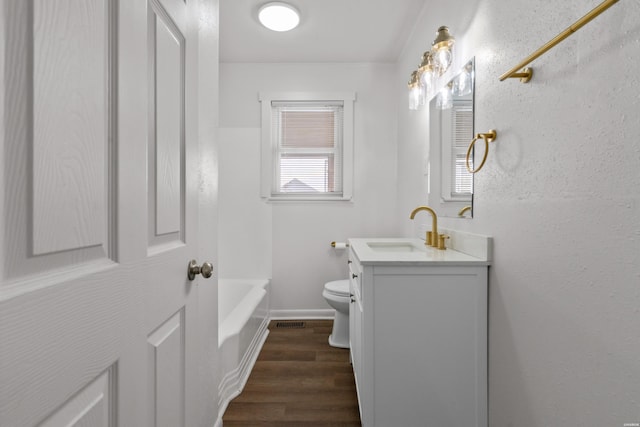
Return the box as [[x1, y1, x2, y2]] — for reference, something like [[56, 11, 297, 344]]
[[324, 279, 350, 297]]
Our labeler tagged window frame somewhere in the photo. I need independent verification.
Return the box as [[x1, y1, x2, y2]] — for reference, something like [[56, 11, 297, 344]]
[[440, 98, 473, 202], [259, 92, 355, 202]]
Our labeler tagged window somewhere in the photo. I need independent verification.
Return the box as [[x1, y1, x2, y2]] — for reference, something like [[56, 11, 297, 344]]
[[441, 98, 473, 201], [260, 92, 355, 201]]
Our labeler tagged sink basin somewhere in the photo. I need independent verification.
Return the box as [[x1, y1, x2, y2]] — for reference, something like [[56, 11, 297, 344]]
[[366, 242, 424, 252]]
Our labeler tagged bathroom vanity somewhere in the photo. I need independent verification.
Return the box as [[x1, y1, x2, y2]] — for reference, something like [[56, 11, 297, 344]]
[[347, 235, 490, 427]]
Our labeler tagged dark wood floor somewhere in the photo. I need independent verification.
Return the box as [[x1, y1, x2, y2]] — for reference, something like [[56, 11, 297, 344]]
[[222, 320, 361, 427]]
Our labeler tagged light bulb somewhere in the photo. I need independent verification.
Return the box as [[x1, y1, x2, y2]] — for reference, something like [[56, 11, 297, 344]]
[[419, 68, 434, 94], [409, 86, 421, 110], [452, 69, 472, 97], [408, 70, 421, 110], [436, 85, 453, 110], [434, 48, 453, 75], [418, 82, 428, 106]]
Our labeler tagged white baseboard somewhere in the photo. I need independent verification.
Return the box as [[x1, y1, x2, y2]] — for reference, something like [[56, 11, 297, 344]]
[[270, 308, 335, 320], [214, 316, 270, 427]]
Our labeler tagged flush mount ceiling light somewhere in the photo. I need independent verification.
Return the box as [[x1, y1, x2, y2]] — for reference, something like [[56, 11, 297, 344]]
[[258, 2, 300, 32]]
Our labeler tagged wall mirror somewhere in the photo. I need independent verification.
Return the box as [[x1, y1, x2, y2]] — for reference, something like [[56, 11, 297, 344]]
[[428, 58, 475, 218]]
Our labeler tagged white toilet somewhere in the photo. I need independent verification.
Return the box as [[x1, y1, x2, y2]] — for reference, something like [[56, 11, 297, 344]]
[[322, 279, 350, 348]]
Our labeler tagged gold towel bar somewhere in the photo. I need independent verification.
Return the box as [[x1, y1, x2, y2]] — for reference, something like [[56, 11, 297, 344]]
[[499, 0, 620, 82]]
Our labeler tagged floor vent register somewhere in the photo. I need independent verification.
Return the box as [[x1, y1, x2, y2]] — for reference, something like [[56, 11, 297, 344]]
[[275, 321, 306, 329]]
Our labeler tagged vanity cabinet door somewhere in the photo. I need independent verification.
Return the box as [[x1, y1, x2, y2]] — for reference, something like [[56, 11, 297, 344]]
[[370, 266, 488, 427], [348, 252, 364, 414], [349, 278, 356, 359], [353, 293, 363, 413]]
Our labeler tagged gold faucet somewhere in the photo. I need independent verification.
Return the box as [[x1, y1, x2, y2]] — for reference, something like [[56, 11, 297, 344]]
[[458, 205, 472, 217], [409, 206, 439, 248]]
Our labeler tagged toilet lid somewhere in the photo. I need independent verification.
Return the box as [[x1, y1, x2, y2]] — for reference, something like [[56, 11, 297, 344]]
[[324, 279, 350, 297]]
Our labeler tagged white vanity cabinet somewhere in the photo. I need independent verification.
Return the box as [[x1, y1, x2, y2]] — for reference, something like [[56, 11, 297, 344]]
[[348, 238, 489, 427]]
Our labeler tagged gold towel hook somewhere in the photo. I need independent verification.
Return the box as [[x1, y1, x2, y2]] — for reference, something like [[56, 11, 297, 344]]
[[466, 130, 497, 174]]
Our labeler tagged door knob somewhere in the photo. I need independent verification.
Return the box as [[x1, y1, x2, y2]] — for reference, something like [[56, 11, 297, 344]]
[[187, 260, 214, 281]]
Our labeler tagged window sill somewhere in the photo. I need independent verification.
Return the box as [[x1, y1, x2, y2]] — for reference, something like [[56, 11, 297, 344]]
[[265, 195, 353, 203]]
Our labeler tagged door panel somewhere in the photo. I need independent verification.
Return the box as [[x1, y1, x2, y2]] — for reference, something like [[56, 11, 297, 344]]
[[39, 368, 115, 427], [0, 269, 133, 426], [148, 0, 185, 249], [153, 10, 182, 236], [2, 0, 116, 295], [147, 309, 185, 427], [0, 0, 213, 426], [32, 0, 109, 255]]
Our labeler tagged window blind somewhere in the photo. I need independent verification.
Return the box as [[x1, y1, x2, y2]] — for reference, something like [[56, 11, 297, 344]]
[[451, 104, 473, 196], [271, 101, 344, 196]]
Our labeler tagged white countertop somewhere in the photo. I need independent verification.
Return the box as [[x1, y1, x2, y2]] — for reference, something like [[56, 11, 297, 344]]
[[348, 237, 491, 266]]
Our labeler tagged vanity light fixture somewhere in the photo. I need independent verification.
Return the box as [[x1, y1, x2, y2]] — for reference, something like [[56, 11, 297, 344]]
[[408, 26, 455, 110], [431, 26, 455, 75], [258, 2, 300, 32]]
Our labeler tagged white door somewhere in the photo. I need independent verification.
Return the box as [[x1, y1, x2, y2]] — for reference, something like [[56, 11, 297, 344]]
[[0, 0, 216, 426]]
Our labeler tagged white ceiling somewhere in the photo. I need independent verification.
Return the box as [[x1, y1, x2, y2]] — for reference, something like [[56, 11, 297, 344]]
[[219, 0, 428, 63]]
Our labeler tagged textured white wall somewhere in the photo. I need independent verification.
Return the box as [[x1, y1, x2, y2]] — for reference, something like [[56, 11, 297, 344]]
[[217, 127, 272, 280], [397, 0, 640, 425], [218, 63, 400, 312]]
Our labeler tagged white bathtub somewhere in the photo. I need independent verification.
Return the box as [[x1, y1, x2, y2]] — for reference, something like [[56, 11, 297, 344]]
[[216, 279, 270, 424]]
